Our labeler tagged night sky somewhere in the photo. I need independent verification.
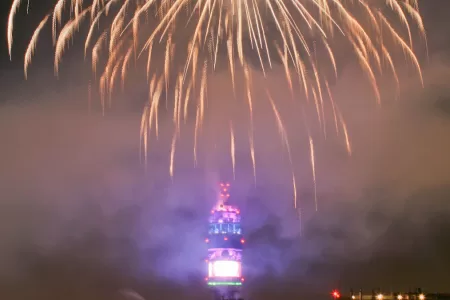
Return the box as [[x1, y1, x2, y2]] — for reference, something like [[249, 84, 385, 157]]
[[1, 1, 450, 300]]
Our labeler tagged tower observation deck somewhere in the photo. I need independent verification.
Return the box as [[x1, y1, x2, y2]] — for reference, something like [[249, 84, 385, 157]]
[[205, 182, 244, 300]]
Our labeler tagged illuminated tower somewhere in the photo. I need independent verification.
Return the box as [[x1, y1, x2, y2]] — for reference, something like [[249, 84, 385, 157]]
[[205, 182, 245, 300]]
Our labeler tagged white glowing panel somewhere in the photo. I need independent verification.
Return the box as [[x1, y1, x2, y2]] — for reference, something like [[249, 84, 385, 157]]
[[209, 261, 241, 278]]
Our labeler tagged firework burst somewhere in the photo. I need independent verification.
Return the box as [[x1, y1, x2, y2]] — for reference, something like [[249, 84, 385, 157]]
[[8, 0, 426, 214]]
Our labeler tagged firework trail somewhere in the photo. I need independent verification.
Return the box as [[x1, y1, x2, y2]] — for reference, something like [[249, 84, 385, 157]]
[[309, 136, 317, 212], [170, 131, 177, 178], [249, 129, 256, 184], [230, 121, 236, 180], [24, 14, 50, 79], [9, 0, 427, 212]]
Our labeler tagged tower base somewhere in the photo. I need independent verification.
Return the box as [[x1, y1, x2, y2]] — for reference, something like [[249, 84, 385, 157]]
[[212, 286, 243, 300]]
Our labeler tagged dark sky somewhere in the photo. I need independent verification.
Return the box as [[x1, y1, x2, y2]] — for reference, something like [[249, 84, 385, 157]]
[[1, 1, 450, 300]]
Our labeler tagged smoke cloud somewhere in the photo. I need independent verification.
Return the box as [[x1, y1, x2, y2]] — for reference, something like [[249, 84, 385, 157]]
[[1, 1, 450, 299]]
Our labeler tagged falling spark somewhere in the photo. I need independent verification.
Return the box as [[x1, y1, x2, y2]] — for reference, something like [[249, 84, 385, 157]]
[[268, 91, 299, 212], [309, 136, 317, 211], [92, 31, 107, 77], [337, 108, 352, 156], [230, 121, 235, 180], [24, 14, 50, 79], [121, 46, 133, 90], [54, 8, 91, 75], [249, 130, 256, 183], [292, 172, 297, 209], [325, 80, 339, 135], [8, 0, 22, 60], [170, 131, 177, 177]]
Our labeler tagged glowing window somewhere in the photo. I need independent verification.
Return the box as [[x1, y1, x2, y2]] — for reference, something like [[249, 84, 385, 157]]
[[208, 261, 241, 278]]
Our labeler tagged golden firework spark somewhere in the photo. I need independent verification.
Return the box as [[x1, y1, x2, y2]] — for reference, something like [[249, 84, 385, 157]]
[[24, 14, 50, 79], [9, 0, 427, 212]]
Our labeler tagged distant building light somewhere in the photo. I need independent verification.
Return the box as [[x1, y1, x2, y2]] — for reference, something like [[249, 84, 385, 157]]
[[332, 290, 340, 299]]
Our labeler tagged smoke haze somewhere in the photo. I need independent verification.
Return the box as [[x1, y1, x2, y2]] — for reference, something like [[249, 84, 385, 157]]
[[1, 1, 450, 299]]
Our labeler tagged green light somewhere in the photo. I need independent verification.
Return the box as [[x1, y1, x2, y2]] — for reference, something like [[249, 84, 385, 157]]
[[207, 282, 242, 286]]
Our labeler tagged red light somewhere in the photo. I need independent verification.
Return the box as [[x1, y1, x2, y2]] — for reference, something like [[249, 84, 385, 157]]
[[205, 259, 208, 262], [211, 210, 215, 214], [226, 183, 230, 186], [241, 239, 245, 244], [223, 188, 227, 192], [205, 277, 209, 281], [236, 210, 240, 214], [224, 237, 228, 241], [241, 277, 245, 282], [332, 291, 341, 299], [205, 238, 209, 243]]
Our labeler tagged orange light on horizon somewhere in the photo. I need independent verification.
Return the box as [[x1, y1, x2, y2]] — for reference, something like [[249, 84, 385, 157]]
[[332, 291, 341, 299]]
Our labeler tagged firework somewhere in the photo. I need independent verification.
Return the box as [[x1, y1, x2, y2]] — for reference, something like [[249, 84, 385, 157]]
[[8, 0, 426, 212]]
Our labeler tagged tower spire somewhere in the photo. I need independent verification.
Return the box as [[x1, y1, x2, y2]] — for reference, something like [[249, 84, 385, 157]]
[[218, 182, 231, 205]]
